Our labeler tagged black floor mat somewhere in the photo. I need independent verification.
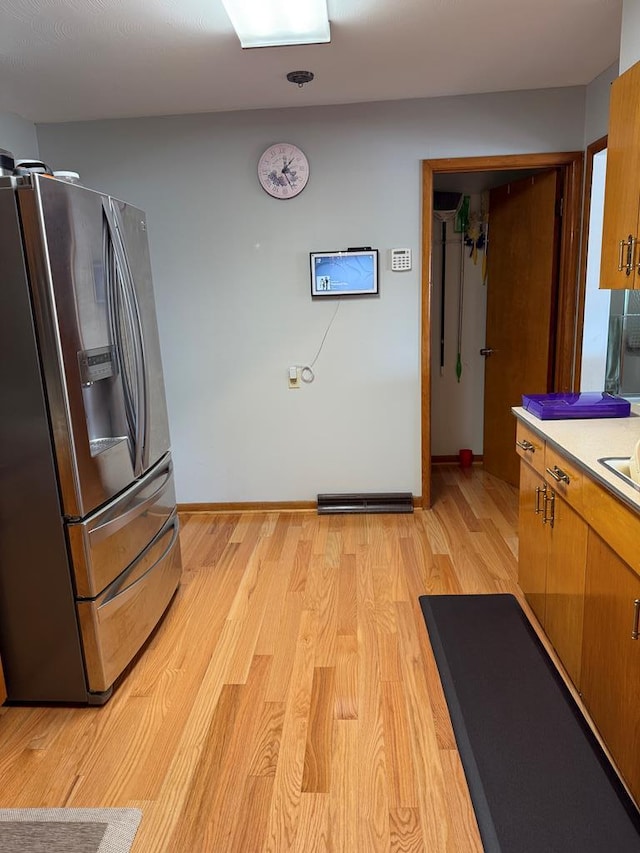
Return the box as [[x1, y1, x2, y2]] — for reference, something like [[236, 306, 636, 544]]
[[419, 593, 640, 853]]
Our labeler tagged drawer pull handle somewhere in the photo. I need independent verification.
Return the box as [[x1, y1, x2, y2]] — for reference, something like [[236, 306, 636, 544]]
[[517, 439, 535, 452], [546, 465, 570, 485], [534, 484, 546, 514], [542, 491, 555, 528], [633, 599, 640, 641]]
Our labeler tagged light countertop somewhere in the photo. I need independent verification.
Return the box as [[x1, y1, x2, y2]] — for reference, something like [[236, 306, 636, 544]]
[[512, 405, 640, 513]]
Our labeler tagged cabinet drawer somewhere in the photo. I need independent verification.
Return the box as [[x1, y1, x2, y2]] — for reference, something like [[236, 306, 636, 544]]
[[582, 477, 640, 579], [544, 445, 583, 514], [515, 422, 545, 476]]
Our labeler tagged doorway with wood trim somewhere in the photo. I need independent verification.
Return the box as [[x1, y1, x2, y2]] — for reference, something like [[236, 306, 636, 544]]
[[420, 153, 583, 507]]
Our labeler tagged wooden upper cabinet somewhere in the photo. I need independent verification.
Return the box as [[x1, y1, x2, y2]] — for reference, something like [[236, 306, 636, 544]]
[[600, 60, 640, 289]]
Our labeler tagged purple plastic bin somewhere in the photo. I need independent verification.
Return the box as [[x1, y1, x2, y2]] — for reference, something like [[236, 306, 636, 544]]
[[521, 392, 631, 420]]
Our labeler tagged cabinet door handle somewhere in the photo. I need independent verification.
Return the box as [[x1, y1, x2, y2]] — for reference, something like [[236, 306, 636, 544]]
[[534, 483, 546, 514], [546, 465, 570, 485], [633, 599, 640, 640], [542, 490, 555, 528], [517, 439, 535, 453], [619, 238, 627, 272], [617, 236, 637, 275], [626, 235, 636, 276], [618, 236, 635, 273], [630, 237, 638, 276]]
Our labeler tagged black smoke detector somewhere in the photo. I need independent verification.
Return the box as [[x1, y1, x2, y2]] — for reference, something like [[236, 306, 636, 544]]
[[286, 70, 314, 88]]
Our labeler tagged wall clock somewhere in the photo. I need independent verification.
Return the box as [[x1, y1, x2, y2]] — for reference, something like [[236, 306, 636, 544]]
[[258, 143, 309, 199]]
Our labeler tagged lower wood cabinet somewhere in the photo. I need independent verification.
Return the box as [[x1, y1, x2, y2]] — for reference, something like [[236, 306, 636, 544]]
[[581, 531, 640, 804], [544, 489, 588, 688], [0, 655, 6, 706], [518, 461, 548, 624], [518, 459, 588, 687], [516, 418, 640, 807]]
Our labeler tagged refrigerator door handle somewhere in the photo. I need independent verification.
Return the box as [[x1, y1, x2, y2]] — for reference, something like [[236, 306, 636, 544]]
[[111, 200, 150, 474], [118, 256, 144, 467], [104, 215, 137, 454], [102, 199, 148, 476], [105, 217, 139, 460]]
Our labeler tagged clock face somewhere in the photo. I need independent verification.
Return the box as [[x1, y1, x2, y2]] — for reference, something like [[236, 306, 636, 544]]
[[258, 143, 309, 199]]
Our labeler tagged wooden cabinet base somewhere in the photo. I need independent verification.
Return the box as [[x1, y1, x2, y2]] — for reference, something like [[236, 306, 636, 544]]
[[518, 460, 548, 625], [581, 532, 640, 804], [518, 458, 587, 687], [545, 495, 587, 687], [515, 414, 640, 809]]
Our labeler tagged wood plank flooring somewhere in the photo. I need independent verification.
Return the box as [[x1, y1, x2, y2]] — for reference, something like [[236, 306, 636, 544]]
[[0, 465, 524, 851]]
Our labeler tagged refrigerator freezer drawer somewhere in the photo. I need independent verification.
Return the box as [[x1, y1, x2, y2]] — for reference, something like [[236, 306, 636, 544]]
[[68, 454, 176, 597], [77, 510, 181, 694]]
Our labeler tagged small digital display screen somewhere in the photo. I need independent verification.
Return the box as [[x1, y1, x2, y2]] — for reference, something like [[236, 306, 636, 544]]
[[78, 346, 116, 384], [310, 250, 379, 297], [87, 352, 112, 367]]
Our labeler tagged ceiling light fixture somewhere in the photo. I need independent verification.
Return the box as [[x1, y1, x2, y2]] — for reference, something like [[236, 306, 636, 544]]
[[287, 70, 314, 88], [221, 0, 330, 48]]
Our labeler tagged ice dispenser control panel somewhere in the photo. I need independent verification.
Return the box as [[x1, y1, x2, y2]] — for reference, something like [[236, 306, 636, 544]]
[[78, 346, 116, 384]]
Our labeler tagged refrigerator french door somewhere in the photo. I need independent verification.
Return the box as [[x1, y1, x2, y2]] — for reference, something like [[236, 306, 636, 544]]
[[0, 173, 182, 703]]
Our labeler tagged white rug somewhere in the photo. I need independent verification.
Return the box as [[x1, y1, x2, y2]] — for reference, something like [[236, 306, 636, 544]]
[[0, 808, 142, 853]]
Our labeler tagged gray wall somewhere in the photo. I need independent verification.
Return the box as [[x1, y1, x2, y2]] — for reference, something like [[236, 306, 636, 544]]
[[37, 88, 587, 503], [621, 0, 640, 72], [584, 62, 619, 145], [0, 111, 39, 161]]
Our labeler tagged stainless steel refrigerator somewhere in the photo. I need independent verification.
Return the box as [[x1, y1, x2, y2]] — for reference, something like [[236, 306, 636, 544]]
[[0, 173, 182, 703]]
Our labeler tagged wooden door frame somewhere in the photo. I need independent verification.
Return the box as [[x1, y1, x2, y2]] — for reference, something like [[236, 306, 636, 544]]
[[421, 152, 584, 507], [573, 136, 608, 391]]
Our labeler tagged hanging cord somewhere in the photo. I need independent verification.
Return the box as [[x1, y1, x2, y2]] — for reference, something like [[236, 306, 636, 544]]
[[454, 196, 470, 382], [480, 190, 490, 286], [434, 195, 463, 376], [298, 301, 342, 383], [439, 220, 447, 376], [456, 227, 465, 382]]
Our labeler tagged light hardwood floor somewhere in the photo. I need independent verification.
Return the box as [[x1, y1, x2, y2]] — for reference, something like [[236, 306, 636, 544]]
[[0, 465, 523, 851]]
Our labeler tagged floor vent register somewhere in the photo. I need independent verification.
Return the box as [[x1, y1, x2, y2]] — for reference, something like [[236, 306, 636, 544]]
[[316, 492, 414, 515]]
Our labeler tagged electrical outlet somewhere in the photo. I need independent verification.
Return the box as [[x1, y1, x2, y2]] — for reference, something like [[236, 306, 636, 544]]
[[288, 366, 300, 389]]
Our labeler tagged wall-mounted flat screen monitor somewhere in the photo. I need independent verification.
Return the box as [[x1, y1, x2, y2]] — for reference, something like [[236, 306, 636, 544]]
[[310, 249, 379, 297]]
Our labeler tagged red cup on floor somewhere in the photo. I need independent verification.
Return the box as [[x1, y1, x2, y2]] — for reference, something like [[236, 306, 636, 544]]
[[459, 448, 473, 468]]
